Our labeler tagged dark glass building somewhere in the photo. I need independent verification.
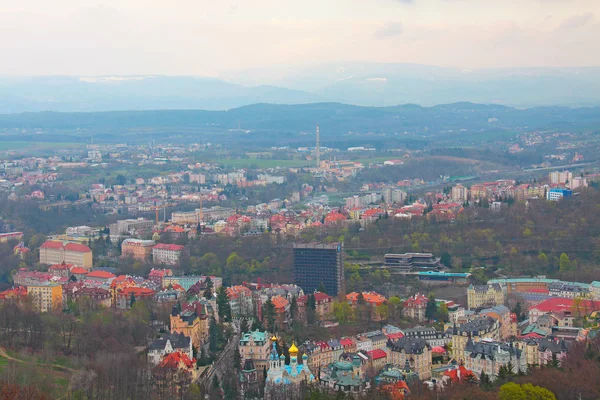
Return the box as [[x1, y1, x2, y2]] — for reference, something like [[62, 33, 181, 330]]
[[293, 242, 344, 296]]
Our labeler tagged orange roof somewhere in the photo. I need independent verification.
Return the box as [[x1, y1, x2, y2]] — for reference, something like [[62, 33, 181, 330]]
[[87, 270, 116, 279], [64, 243, 92, 253], [70, 267, 89, 275], [227, 285, 252, 299], [271, 295, 289, 311], [325, 211, 347, 223], [119, 287, 154, 297], [346, 291, 386, 306]]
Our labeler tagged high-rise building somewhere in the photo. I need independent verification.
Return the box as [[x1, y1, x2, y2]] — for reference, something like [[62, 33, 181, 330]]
[[451, 184, 468, 202], [293, 243, 344, 296]]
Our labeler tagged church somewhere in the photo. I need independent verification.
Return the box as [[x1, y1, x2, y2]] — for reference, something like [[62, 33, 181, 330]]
[[265, 336, 315, 399]]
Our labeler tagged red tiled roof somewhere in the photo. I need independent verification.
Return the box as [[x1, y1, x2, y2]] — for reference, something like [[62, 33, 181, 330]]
[[86, 270, 116, 279], [529, 297, 600, 313], [386, 332, 405, 340], [367, 349, 387, 360], [158, 351, 196, 369], [271, 295, 289, 311], [153, 243, 185, 251], [119, 287, 154, 296], [314, 292, 333, 302], [64, 243, 92, 253], [340, 338, 355, 347], [443, 365, 476, 383], [49, 263, 74, 270], [70, 267, 89, 275]]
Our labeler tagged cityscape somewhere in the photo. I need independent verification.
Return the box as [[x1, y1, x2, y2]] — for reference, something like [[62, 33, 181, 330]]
[[0, 0, 600, 399]]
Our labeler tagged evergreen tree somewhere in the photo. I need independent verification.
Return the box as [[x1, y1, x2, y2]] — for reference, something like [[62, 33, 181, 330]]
[[209, 317, 219, 353], [317, 282, 327, 294], [308, 293, 317, 310], [240, 318, 249, 334], [216, 285, 232, 322], [203, 276, 213, 299], [233, 345, 242, 370], [425, 294, 437, 321], [263, 297, 276, 331], [479, 370, 492, 390], [130, 292, 136, 308], [290, 296, 298, 322]]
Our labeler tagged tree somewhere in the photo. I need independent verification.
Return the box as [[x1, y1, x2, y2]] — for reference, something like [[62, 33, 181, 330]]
[[436, 302, 449, 323], [513, 302, 523, 322], [440, 252, 452, 267], [559, 253, 571, 272], [240, 318, 249, 334], [216, 286, 231, 322], [203, 277, 214, 299], [425, 294, 437, 321], [290, 296, 298, 322], [499, 382, 556, 400], [479, 370, 492, 390], [263, 297, 276, 330], [317, 282, 327, 294], [209, 317, 219, 353], [233, 345, 241, 370]]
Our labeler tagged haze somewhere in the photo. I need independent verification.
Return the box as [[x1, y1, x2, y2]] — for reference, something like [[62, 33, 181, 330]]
[[1, 0, 599, 77]]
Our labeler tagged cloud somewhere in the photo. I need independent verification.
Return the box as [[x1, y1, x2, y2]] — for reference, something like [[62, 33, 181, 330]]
[[557, 12, 594, 30], [375, 22, 404, 38]]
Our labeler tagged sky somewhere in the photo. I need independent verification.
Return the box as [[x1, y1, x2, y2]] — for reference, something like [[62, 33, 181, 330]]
[[0, 0, 598, 76]]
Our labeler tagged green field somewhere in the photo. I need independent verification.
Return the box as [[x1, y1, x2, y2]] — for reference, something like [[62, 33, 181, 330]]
[[0, 141, 84, 152]]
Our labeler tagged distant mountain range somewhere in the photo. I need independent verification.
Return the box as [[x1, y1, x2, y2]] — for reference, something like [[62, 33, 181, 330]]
[[1, 64, 600, 113], [1, 103, 599, 139]]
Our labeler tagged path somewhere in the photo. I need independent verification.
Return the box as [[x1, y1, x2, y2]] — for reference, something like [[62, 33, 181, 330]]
[[0, 347, 77, 373]]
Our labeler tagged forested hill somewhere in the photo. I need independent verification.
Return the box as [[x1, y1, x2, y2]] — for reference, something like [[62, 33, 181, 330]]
[[0, 102, 599, 138]]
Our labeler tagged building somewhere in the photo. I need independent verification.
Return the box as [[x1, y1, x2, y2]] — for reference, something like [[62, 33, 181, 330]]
[[451, 184, 468, 202], [293, 243, 344, 296], [239, 330, 272, 370], [0, 232, 23, 243], [319, 359, 368, 394], [547, 188, 573, 202], [170, 302, 210, 348], [72, 287, 112, 308], [109, 218, 154, 241], [121, 239, 155, 261], [549, 171, 572, 185], [148, 333, 193, 366], [383, 253, 440, 273], [265, 341, 315, 400], [227, 285, 254, 317], [387, 337, 432, 380], [450, 317, 501, 355], [39, 241, 93, 270], [115, 287, 154, 309], [153, 243, 185, 265], [27, 283, 63, 312], [148, 268, 174, 287], [297, 291, 334, 321], [480, 305, 512, 340], [569, 176, 588, 190], [459, 338, 526, 380], [403, 293, 428, 322], [528, 297, 600, 324], [401, 327, 450, 347], [467, 284, 505, 310]]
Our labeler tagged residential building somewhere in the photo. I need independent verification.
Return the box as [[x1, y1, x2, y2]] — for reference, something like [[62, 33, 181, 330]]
[[367, 349, 388, 371], [477, 305, 512, 340], [0, 232, 23, 243], [148, 333, 193, 366], [387, 337, 432, 380], [121, 239, 155, 261], [459, 338, 526, 380], [450, 317, 501, 355], [297, 291, 334, 321], [148, 268, 174, 287], [403, 293, 428, 322], [467, 284, 505, 310], [227, 285, 254, 317], [153, 243, 185, 265], [528, 297, 600, 323], [27, 283, 63, 312], [451, 184, 468, 202], [170, 302, 210, 348], [115, 287, 154, 309], [293, 242, 344, 296], [401, 327, 450, 347], [72, 287, 112, 308], [86, 270, 116, 284], [569, 176, 588, 190], [239, 330, 272, 370], [109, 218, 154, 241], [39, 241, 93, 270], [549, 171, 573, 185]]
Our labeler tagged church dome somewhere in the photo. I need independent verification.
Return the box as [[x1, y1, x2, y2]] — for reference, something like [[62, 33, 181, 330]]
[[289, 342, 299, 355]]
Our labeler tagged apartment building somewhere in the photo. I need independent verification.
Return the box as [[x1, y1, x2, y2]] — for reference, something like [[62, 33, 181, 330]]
[[153, 243, 185, 265], [121, 239, 155, 261], [39, 241, 93, 270], [467, 284, 505, 310], [27, 283, 63, 312]]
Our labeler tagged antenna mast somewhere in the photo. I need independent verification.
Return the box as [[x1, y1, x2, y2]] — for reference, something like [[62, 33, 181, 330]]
[[316, 125, 320, 169]]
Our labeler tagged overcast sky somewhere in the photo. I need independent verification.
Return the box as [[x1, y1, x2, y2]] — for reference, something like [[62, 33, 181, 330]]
[[0, 0, 598, 76]]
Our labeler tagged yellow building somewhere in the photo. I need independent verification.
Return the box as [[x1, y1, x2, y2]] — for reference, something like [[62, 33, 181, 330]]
[[387, 337, 432, 380], [27, 283, 63, 313], [39, 241, 93, 270], [170, 304, 209, 349], [467, 284, 505, 310], [450, 317, 500, 356]]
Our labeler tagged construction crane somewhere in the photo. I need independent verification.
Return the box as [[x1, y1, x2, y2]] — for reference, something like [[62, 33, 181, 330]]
[[152, 202, 169, 225]]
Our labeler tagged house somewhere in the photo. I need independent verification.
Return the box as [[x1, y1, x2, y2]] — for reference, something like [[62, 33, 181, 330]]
[[115, 286, 154, 309], [528, 297, 600, 323], [403, 293, 428, 322], [450, 317, 501, 355], [121, 239, 155, 261], [480, 305, 513, 340], [148, 268, 174, 287], [48, 263, 74, 278], [459, 338, 526, 380], [72, 287, 112, 308], [297, 291, 334, 321], [148, 332, 193, 366], [401, 327, 450, 347], [367, 349, 388, 371], [86, 270, 116, 284], [227, 285, 254, 317]]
